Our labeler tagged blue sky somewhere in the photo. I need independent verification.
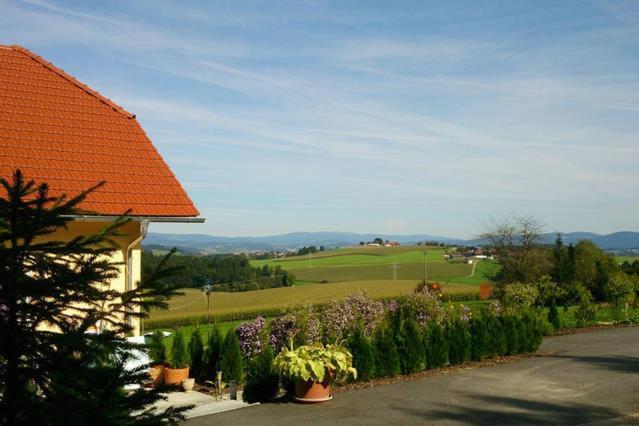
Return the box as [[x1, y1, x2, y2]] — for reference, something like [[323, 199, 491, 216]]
[[2, 0, 638, 238]]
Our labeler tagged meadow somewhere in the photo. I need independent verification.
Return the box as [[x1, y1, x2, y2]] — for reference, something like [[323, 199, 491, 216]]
[[147, 245, 496, 326], [149, 279, 478, 322]]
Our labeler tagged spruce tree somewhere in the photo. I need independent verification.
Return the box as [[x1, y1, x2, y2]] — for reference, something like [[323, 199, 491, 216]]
[[204, 323, 223, 380], [373, 324, 400, 378], [243, 346, 279, 403], [220, 330, 243, 384], [189, 328, 205, 380], [348, 326, 375, 381], [425, 323, 448, 369], [397, 318, 425, 374], [548, 299, 562, 331], [0, 170, 187, 425]]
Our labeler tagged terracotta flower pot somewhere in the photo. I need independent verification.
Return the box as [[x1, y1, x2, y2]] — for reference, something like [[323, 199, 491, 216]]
[[164, 367, 189, 386], [294, 377, 332, 403], [149, 364, 165, 387]]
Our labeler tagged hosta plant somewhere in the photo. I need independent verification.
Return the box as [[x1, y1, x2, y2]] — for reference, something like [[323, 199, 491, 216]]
[[273, 343, 357, 383]]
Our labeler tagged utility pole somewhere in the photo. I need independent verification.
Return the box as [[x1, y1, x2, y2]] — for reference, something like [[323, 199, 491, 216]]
[[391, 261, 399, 281], [423, 250, 428, 284], [203, 279, 212, 340]]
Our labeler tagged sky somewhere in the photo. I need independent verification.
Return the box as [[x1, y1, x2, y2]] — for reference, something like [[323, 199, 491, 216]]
[[1, 0, 638, 239]]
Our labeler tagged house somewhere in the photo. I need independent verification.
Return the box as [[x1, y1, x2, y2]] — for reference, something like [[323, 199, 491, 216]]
[[383, 240, 401, 247], [0, 45, 202, 336]]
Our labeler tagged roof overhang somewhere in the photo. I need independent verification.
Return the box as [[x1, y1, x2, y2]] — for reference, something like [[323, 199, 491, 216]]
[[63, 215, 205, 223]]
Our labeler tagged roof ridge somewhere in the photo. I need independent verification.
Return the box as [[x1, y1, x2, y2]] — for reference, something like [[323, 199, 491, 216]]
[[8, 44, 136, 119]]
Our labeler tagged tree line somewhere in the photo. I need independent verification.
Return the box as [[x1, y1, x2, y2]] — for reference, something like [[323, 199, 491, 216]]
[[141, 251, 295, 292]]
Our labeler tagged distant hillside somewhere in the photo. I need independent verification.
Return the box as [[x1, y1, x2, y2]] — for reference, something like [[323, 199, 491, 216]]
[[144, 230, 639, 253], [143, 231, 463, 253]]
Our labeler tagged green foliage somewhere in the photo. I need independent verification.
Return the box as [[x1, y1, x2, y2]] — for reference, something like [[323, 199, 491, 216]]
[[372, 324, 401, 378], [502, 282, 539, 310], [501, 316, 520, 355], [469, 316, 491, 361], [394, 314, 425, 374], [220, 330, 243, 384], [0, 170, 187, 425], [272, 343, 356, 383], [575, 301, 596, 328], [424, 323, 448, 369], [486, 315, 508, 356], [148, 331, 167, 365], [189, 328, 205, 380], [204, 323, 223, 380], [547, 299, 561, 331], [170, 330, 189, 369], [142, 250, 295, 293], [243, 346, 279, 403], [446, 320, 471, 365], [348, 327, 376, 382]]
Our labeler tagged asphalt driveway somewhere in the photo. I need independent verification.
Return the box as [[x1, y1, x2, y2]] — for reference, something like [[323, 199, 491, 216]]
[[187, 326, 639, 425]]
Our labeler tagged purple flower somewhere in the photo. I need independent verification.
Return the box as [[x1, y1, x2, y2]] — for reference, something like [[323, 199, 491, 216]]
[[235, 316, 264, 358]]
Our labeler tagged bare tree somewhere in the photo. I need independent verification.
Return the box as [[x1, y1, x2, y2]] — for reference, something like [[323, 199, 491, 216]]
[[482, 215, 550, 284]]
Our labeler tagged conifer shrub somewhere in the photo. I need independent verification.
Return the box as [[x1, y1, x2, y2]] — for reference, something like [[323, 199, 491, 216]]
[[348, 327, 376, 382], [170, 329, 190, 369], [148, 330, 167, 365], [243, 346, 279, 403], [204, 323, 223, 380], [220, 329, 244, 384], [447, 320, 471, 365], [373, 324, 400, 378], [548, 299, 561, 331], [487, 315, 507, 356], [396, 318, 425, 374], [501, 316, 520, 356], [522, 312, 544, 352], [425, 322, 448, 369], [189, 328, 205, 380], [469, 316, 491, 361]]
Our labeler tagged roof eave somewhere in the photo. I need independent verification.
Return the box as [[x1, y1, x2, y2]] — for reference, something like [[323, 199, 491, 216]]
[[63, 215, 205, 223]]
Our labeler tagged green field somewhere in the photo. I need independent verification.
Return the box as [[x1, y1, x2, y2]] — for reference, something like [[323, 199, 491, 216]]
[[149, 280, 477, 321], [148, 245, 495, 324]]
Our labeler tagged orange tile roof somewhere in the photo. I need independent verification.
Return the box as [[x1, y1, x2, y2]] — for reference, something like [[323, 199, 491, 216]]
[[0, 45, 199, 217]]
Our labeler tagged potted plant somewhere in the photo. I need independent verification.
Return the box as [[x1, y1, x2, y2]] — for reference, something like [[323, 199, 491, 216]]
[[147, 330, 167, 387], [165, 330, 190, 385], [273, 343, 356, 403]]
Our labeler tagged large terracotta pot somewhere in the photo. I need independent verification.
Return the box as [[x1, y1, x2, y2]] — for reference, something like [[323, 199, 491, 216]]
[[164, 367, 189, 386], [294, 377, 332, 403], [149, 364, 165, 387]]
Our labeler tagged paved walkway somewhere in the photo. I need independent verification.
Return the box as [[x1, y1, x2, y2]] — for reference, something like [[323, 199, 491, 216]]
[[187, 326, 639, 425]]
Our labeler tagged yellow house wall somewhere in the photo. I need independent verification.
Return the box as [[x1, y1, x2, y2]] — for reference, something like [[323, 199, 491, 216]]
[[39, 220, 144, 336]]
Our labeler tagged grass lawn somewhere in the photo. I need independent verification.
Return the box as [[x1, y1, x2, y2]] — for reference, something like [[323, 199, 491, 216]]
[[148, 280, 478, 322]]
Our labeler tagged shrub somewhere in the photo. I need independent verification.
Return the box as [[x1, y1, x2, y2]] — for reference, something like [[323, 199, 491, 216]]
[[170, 329, 189, 369], [424, 322, 448, 369], [547, 299, 561, 331], [446, 320, 471, 365], [293, 305, 322, 346], [348, 327, 375, 382], [189, 328, 205, 380], [502, 283, 539, 311], [204, 323, 223, 380], [469, 316, 490, 361], [501, 316, 520, 356], [575, 301, 596, 328], [236, 316, 265, 359], [522, 312, 543, 352], [221, 329, 244, 384], [243, 346, 279, 403], [269, 313, 298, 353], [373, 324, 400, 378], [394, 316, 425, 374], [148, 330, 167, 365], [486, 315, 507, 356]]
